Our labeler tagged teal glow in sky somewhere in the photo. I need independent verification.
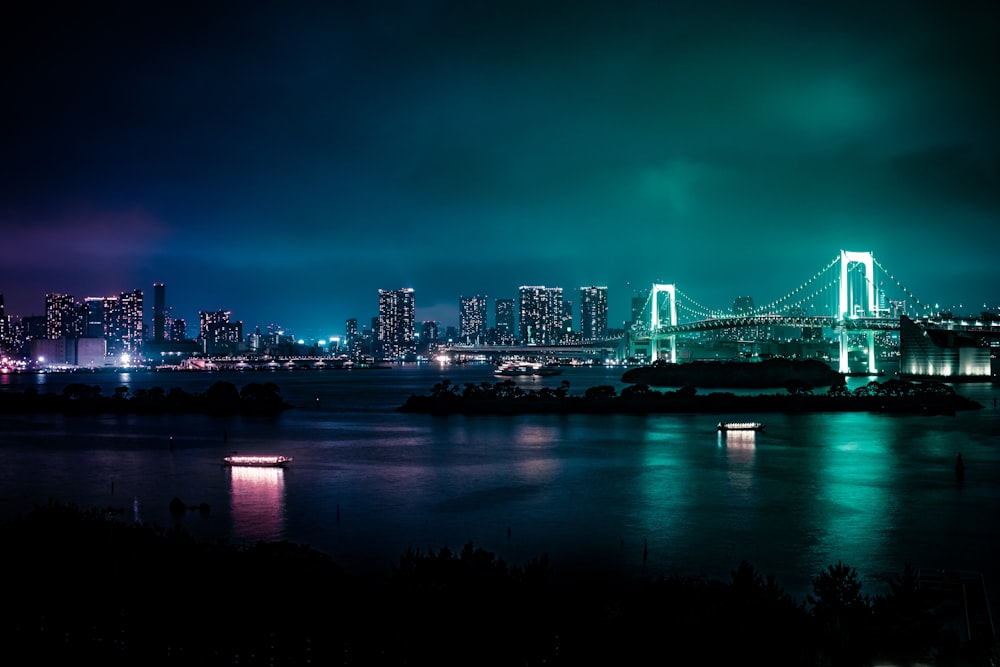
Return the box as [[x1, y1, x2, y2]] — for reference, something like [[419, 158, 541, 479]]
[[2, 1, 998, 336]]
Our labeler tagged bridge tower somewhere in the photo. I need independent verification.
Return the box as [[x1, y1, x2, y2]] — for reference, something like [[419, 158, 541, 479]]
[[837, 250, 879, 374], [649, 284, 678, 363]]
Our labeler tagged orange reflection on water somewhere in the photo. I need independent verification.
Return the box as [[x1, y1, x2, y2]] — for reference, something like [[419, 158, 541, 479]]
[[718, 430, 755, 492], [228, 466, 286, 542]]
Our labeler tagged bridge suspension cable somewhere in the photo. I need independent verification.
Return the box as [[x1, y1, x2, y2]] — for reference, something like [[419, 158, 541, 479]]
[[750, 255, 841, 316], [675, 289, 725, 319]]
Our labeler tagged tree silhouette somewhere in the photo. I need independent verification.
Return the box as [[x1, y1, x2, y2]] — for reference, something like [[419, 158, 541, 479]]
[[808, 561, 873, 666]]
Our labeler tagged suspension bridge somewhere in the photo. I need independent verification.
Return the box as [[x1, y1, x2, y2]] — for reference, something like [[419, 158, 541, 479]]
[[629, 249, 995, 374]]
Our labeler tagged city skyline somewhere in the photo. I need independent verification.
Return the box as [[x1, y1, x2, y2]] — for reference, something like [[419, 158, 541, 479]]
[[2, 2, 998, 337], [2, 278, 637, 347]]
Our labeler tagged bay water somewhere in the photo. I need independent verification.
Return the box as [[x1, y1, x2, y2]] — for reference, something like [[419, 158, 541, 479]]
[[1, 364, 997, 604]]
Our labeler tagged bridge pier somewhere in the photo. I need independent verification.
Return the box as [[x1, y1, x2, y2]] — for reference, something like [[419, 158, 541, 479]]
[[837, 327, 878, 375], [866, 330, 877, 374], [651, 334, 676, 363]]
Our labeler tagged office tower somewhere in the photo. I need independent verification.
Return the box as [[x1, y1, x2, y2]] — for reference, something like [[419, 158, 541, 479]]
[[494, 298, 515, 345], [579, 286, 609, 340], [378, 288, 415, 360], [153, 283, 166, 342], [518, 286, 562, 345], [459, 295, 488, 344]]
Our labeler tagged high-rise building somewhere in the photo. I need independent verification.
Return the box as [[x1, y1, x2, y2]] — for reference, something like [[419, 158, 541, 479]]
[[45, 293, 79, 339], [104, 290, 143, 357], [378, 288, 415, 360], [459, 295, 488, 344], [518, 286, 562, 345], [494, 298, 516, 345], [579, 286, 609, 340]]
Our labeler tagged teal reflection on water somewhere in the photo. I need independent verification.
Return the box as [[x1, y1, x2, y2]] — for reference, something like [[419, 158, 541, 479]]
[[805, 413, 897, 581]]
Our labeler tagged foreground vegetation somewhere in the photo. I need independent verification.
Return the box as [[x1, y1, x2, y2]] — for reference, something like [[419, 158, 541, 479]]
[[0, 380, 291, 415], [398, 378, 984, 415], [2, 503, 995, 666]]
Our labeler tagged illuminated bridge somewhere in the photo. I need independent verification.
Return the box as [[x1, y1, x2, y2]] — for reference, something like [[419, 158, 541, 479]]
[[630, 249, 997, 374]]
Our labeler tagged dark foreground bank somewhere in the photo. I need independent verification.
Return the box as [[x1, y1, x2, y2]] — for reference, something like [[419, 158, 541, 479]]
[[3, 503, 995, 666]]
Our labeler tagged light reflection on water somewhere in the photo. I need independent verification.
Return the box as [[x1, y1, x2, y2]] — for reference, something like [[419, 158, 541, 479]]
[[225, 466, 287, 543]]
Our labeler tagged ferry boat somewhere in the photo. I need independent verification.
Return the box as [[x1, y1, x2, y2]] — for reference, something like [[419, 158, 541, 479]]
[[717, 421, 764, 432], [222, 454, 293, 468], [494, 362, 562, 377]]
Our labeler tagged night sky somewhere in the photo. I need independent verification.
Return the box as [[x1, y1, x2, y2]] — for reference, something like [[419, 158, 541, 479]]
[[2, 1, 998, 338]]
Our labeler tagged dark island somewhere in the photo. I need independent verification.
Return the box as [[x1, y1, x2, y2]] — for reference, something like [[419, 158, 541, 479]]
[[4, 502, 996, 665], [398, 377, 983, 416], [0, 380, 292, 415], [621, 357, 847, 389]]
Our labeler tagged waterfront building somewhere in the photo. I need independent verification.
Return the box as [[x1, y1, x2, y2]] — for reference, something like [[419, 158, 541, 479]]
[[899, 315, 991, 379], [579, 286, 609, 340], [459, 295, 488, 344], [378, 288, 416, 360], [75, 337, 107, 368], [518, 286, 562, 346], [29, 337, 70, 367]]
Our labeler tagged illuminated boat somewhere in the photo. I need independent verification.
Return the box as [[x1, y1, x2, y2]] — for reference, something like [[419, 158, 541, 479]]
[[717, 421, 764, 432], [494, 362, 562, 377], [222, 454, 293, 468]]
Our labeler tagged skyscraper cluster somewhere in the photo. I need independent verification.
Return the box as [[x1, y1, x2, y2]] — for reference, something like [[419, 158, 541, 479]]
[[1, 279, 616, 366]]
